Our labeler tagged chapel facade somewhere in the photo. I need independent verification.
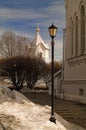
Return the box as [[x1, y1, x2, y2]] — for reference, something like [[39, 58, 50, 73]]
[[29, 26, 49, 63]]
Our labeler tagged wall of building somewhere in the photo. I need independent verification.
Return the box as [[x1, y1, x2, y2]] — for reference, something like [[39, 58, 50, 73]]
[[62, 0, 86, 104], [48, 70, 62, 98], [62, 80, 86, 104], [64, 0, 86, 80]]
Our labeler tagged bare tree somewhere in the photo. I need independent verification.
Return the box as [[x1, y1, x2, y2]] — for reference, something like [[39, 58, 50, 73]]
[[25, 57, 45, 89], [0, 31, 31, 58], [0, 57, 26, 90], [0, 56, 46, 90], [42, 61, 62, 88], [41, 63, 50, 88], [0, 31, 15, 58]]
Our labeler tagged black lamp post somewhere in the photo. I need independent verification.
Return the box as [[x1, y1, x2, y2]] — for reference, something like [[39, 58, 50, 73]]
[[48, 23, 57, 124]]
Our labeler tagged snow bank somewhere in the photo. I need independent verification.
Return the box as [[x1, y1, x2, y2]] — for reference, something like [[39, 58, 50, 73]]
[[0, 86, 12, 103], [0, 86, 85, 130]]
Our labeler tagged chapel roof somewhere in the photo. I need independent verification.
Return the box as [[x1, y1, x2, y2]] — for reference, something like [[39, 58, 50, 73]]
[[32, 26, 49, 49]]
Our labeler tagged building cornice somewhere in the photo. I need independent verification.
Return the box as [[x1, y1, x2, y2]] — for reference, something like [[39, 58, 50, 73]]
[[67, 54, 86, 65]]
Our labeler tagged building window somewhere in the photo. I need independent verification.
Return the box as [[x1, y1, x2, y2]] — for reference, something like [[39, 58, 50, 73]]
[[39, 52, 42, 58], [80, 5, 85, 55], [79, 88, 84, 96]]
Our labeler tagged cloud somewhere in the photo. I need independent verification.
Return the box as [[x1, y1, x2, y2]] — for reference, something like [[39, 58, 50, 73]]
[[0, 0, 65, 24], [0, 27, 6, 37], [0, 0, 65, 31], [45, 2, 64, 14], [0, 0, 65, 61], [0, 8, 45, 19]]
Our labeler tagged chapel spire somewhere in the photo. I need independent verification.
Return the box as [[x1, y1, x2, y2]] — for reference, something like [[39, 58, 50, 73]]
[[36, 24, 40, 33]]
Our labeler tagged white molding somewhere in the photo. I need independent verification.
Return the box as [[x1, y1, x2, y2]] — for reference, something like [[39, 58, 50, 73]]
[[62, 79, 86, 84], [67, 54, 86, 65], [64, 94, 86, 104]]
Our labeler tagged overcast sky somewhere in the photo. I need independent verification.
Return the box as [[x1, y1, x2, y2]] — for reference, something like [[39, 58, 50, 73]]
[[0, 0, 65, 61]]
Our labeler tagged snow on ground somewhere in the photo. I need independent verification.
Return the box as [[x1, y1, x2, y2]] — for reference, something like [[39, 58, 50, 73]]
[[0, 85, 85, 130]]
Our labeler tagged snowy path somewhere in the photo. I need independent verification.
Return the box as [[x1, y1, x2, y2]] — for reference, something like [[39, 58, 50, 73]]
[[0, 86, 85, 130]]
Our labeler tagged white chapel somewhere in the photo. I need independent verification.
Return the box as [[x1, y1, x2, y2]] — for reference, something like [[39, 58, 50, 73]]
[[61, 0, 86, 104], [30, 26, 49, 63]]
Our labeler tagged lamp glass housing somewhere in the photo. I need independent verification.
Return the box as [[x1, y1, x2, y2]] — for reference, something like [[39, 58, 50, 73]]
[[48, 23, 57, 38]]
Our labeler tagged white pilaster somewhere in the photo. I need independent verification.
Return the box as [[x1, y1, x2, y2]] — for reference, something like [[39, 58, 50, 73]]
[[77, 20, 81, 56], [84, 16, 86, 54], [70, 23, 74, 58], [68, 25, 72, 59], [66, 26, 71, 59], [72, 22, 76, 58]]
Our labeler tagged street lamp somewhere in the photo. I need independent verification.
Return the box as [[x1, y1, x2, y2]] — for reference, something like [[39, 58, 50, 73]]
[[48, 23, 57, 124]]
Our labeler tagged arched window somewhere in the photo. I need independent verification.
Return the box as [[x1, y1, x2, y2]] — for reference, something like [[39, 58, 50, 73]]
[[80, 5, 85, 55], [75, 16, 78, 55], [39, 52, 42, 58]]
